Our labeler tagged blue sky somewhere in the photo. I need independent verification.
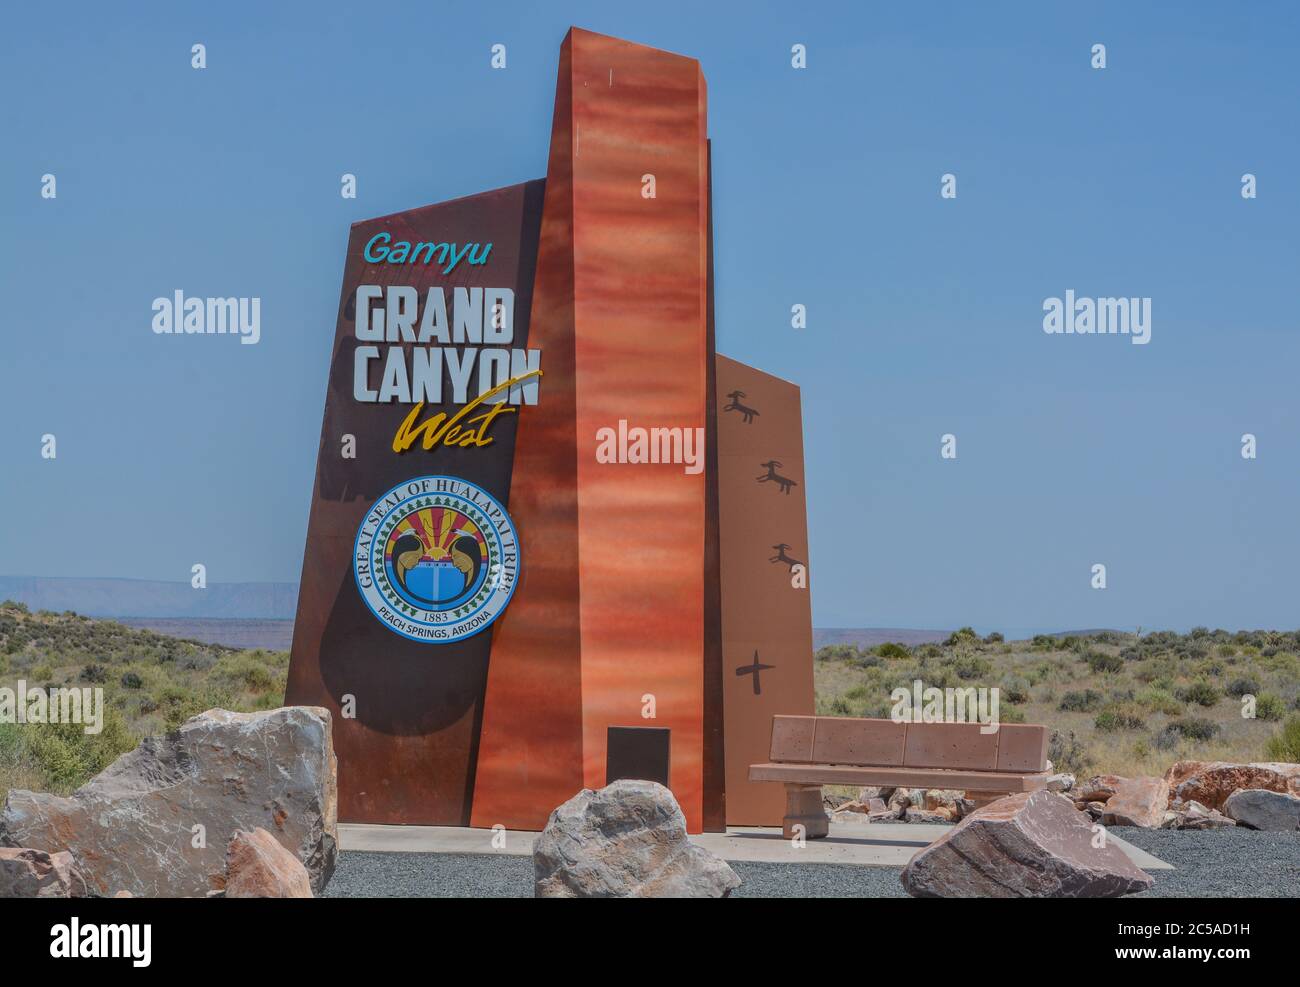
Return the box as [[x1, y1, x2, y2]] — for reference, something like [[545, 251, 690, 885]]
[[3, 2, 1299, 634]]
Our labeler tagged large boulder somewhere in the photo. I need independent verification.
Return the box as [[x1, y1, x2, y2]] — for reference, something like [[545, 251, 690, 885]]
[[533, 780, 740, 898], [1101, 777, 1170, 828], [901, 790, 1153, 898], [1164, 761, 1300, 811], [1223, 789, 1300, 832], [0, 848, 88, 898], [223, 828, 313, 898], [0, 707, 337, 897]]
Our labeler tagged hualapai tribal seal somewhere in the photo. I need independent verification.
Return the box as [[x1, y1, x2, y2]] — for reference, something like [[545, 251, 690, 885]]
[[353, 476, 519, 643]]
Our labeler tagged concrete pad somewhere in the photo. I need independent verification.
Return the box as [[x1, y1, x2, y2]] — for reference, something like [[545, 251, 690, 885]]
[[338, 820, 1171, 870]]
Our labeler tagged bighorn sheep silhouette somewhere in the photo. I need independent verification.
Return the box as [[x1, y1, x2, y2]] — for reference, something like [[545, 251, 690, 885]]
[[723, 390, 759, 424], [756, 460, 797, 494], [769, 543, 803, 569]]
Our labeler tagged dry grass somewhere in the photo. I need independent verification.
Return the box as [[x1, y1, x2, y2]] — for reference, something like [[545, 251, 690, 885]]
[[0, 601, 288, 800], [815, 628, 1300, 779]]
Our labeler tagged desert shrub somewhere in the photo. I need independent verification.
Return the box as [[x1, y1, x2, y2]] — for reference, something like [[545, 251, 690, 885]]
[[821, 696, 852, 717], [944, 654, 992, 680], [212, 653, 275, 692], [1000, 678, 1030, 704], [30, 663, 53, 682], [1226, 676, 1261, 698], [1193, 658, 1226, 678], [1031, 635, 1058, 650], [1176, 681, 1222, 707], [1165, 717, 1219, 742], [843, 684, 870, 702], [1264, 715, 1300, 762], [15, 709, 137, 794], [1254, 693, 1287, 722], [1095, 703, 1146, 732], [852, 653, 883, 669], [1135, 688, 1183, 716], [1085, 651, 1124, 674], [1047, 730, 1092, 774], [997, 705, 1026, 724], [983, 632, 1004, 644], [873, 642, 910, 660], [1153, 726, 1181, 750], [1026, 661, 1056, 686], [816, 644, 859, 662], [79, 663, 108, 684], [120, 671, 143, 689], [1058, 689, 1104, 713], [944, 627, 980, 648]]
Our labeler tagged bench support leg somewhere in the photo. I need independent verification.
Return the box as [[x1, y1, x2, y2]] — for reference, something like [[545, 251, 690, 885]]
[[965, 790, 1007, 812], [783, 783, 829, 840]]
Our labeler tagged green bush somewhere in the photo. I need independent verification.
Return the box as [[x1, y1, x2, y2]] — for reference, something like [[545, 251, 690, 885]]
[[1153, 726, 1181, 750], [1165, 717, 1219, 741], [14, 709, 137, 794], [1226, 676, 1261, 698], [120, 671, 143, 689], [944, 626, 980, 648], [872, 642, 910, 660], [1264, 715, 1300, 762], [1095, 703, 1146, 732], [1135, 688, 1183, 716], [1047, 730, 1092, 774], [983, 632, 1004, 644], [815, 644, 859, 662], [1085, 651, 1124, 674], [1254, 693, 1287, 722], [1000, 678, 1030, 704], [1176, 681, 1222, 707], [212, 654, 275, 693], [1058, 689, 1103, 713], [945, 655, 992, 680]]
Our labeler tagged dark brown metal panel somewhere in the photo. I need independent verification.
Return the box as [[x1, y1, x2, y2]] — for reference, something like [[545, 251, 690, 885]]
[[606, 727, 672, 788], [285, 180, 545, 825], [701, 139, 726, 832]]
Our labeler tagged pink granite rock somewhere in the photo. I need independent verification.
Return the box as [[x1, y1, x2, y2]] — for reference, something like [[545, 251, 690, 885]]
[[900, 790, 1152, 898], [1102, 777, 1170, 828], [1077, 774, 1128, 803], [1165, 762, 1300, 812], [223, 828, 313, 898]]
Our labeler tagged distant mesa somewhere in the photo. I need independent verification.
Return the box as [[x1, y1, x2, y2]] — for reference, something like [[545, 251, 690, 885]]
[[0, 576, 299, 621]]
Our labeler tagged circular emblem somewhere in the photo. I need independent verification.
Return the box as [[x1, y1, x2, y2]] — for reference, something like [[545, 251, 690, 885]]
[[353, 476, 520, 644]]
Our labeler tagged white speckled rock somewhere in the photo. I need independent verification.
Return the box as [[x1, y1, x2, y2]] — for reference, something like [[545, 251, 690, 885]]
[[901, 790, 1152, 898], [533, 780, 740, 898], [0, 707, 337, 897]]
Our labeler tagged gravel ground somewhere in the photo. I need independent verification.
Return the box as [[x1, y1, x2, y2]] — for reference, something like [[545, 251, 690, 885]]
[[323, 827, 1300, 898]]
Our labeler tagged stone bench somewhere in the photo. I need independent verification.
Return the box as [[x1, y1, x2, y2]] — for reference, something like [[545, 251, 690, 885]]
[[748, 715, 1052, 838]]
